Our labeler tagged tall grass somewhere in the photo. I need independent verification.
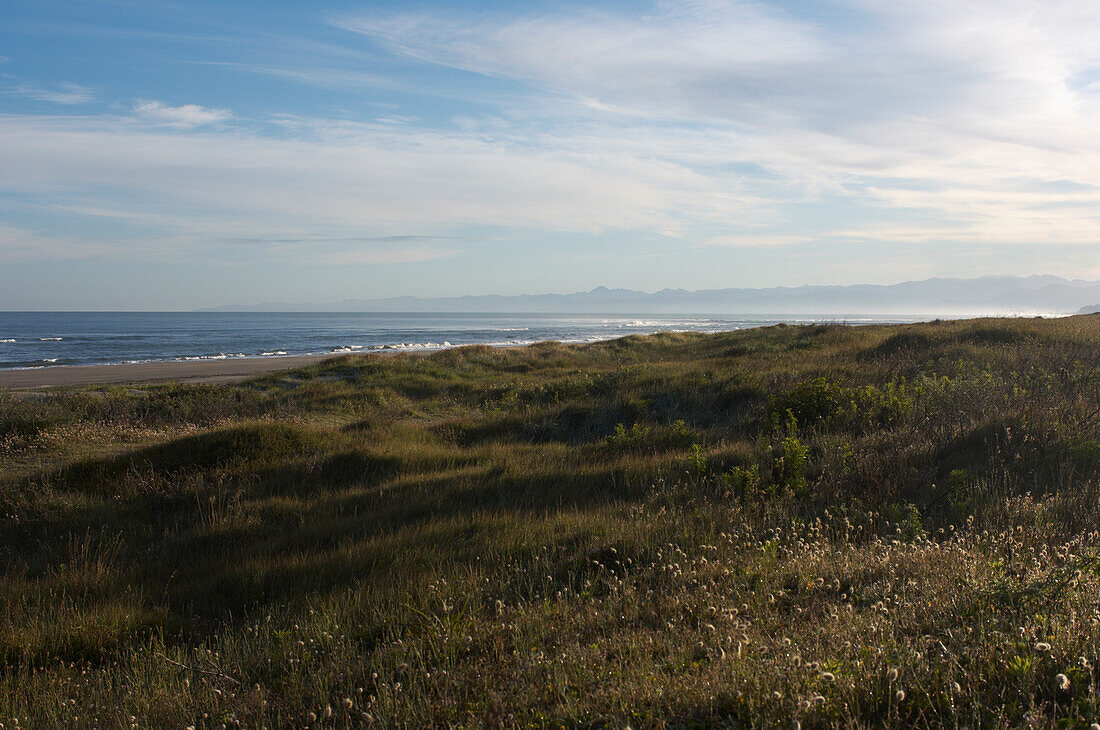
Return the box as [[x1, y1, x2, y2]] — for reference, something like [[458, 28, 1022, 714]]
[[2, 316, 1100, 727]]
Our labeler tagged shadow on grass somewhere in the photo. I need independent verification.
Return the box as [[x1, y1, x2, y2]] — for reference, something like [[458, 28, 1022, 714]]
[[0, 424, 671, 664]]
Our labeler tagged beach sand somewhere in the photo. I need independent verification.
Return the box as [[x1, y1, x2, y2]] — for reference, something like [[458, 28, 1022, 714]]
[[0, 354, 342, 388]]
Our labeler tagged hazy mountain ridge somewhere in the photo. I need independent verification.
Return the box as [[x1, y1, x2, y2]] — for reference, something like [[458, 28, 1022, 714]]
[[210, 275, 1100, 315]]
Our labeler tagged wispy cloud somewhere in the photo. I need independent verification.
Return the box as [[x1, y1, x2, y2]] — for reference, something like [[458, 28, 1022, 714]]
[[133, 100, 231, 127], [5, 0, 1100, 292], [185, 61, 393, 92], [332, 0, 1100, 248], [698, 234, 818, 249], [222, 235, 462, 264], [0, 223, 117, 261], [226, 235, 463, 245], [0, 113, 742, 242], [9, 81, 96, 105]]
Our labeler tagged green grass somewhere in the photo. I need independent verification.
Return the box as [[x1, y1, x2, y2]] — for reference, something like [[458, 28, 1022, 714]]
[[3, 316, 1100, 727]]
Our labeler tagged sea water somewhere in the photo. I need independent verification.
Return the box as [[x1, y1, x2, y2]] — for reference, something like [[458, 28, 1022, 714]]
[[0, 311, 921, 370]]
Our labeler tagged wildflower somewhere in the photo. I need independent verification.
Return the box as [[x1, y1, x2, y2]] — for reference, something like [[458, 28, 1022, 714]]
[[895, 690, 905, 702], [886, 668, 899, 682], [1035, 642, 1052, 652], [950, 681, 962, 694], [820, 672, 835, 682], [342, 697, 354, 710], [1056, 674, 1070, 690]]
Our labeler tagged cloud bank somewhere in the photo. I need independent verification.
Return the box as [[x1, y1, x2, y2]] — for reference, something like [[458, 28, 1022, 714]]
[[2, 0, 1100, 297]]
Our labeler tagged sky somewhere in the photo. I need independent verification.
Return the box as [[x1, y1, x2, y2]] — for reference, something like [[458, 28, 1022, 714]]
[[3, 0, 1100, 309]]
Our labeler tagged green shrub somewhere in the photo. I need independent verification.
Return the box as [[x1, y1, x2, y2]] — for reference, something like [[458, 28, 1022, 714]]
[[685, 443, 708, 478], [776, 433, 809, 492], [767, 377, 845, 429], [605, 419, 699, 453]]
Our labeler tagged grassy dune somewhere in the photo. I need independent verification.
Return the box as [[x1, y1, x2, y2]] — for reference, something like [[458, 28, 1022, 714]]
[[3, 316, 1100, 728]]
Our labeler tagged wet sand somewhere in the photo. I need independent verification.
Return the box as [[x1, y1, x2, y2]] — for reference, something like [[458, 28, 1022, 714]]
[[0, 354, 342, 388]]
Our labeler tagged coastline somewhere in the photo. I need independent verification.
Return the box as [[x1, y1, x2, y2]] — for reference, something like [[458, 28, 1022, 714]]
[[0, 354, 342, 388]]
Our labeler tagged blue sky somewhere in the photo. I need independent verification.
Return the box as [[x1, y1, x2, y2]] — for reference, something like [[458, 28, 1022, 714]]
[[3, 0, 1100, 309]]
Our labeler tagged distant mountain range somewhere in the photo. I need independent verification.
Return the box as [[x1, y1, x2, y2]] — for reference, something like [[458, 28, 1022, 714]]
[[210, 275, 1100, 316]]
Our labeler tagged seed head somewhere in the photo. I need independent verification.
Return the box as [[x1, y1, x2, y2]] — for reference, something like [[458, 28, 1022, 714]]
[[1056, 673, 1070, 690], [886, 668, 899, 682], [895, 690, 906, 702], [1035, 642, 1052, 652]]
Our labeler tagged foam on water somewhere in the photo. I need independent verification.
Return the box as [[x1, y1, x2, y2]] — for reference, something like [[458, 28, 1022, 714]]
[[177, 353, 249, 361], [368, 341, 455, 351]]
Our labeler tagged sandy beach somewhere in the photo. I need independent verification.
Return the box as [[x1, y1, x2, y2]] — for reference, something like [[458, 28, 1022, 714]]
[[0, 354, 341, 388]]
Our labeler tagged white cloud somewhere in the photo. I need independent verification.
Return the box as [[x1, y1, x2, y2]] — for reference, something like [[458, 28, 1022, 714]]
[[10, 81, 95, 105], [133, 100, 231, 127], [0, 113, 758, 260], [6, 0, 1100, 272], [337, 2, 828, 125], [334, 1, 1100, 247]]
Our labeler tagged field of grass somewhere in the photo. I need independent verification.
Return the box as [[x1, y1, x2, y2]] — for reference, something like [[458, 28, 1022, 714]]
[[3, 315, 1100, 728]]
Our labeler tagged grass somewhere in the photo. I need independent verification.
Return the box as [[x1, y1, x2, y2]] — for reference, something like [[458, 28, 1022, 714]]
[[2, 316, 1100, 727]]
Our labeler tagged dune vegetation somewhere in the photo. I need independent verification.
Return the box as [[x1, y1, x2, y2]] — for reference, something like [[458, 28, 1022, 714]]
[[3, 316, 1100, 728]]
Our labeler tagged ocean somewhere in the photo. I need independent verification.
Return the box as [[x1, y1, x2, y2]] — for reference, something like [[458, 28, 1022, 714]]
[[0, 311, 923, 370]]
